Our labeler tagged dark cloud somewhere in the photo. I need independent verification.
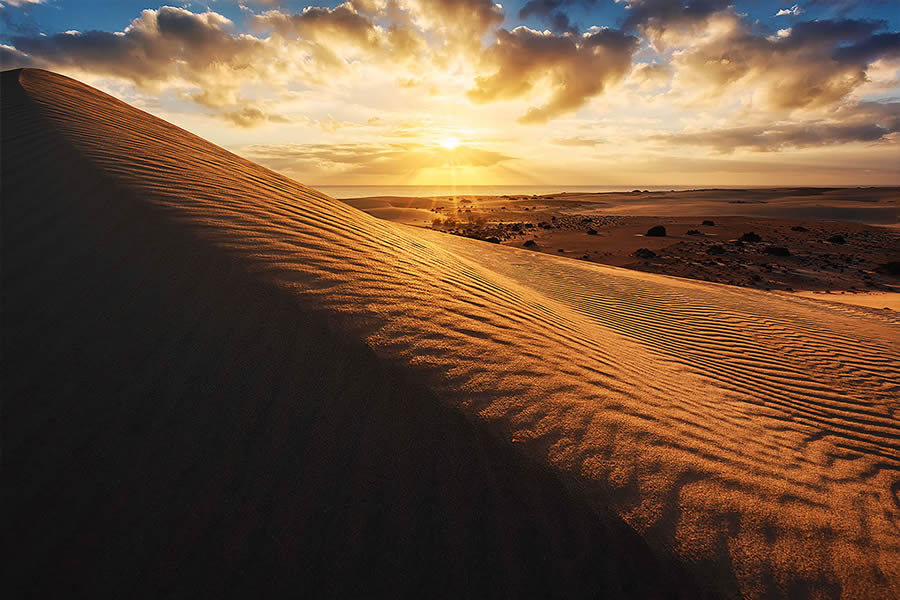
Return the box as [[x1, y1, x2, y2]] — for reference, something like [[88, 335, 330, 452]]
[[652, 102, 900, 152], [832, 31, 900, 63], [803, 0, 895, 17], [672, 17, 899, 110], [8, 8, 263, 87], [467, 27, 638, 124], [518, 0, 592, 33], [620, 0, 731, 33]]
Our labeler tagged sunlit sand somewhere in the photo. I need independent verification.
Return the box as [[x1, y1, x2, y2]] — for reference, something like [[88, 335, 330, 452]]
[[4, 69, 899, 598]]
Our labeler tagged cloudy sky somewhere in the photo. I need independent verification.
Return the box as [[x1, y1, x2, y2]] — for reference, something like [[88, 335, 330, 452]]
[[2, 0, 898, 186]]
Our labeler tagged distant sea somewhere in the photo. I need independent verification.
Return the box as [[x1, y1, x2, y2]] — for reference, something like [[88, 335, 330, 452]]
[[314, 184, 710, 199]]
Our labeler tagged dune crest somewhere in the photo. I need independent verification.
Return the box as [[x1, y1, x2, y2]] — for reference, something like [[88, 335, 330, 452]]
[[4, 69, 898, 599]]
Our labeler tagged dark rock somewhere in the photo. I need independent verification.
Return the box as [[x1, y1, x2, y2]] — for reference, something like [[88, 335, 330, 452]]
[[686, 229, 702, 236], [706, 245, 726, 255], [827, 234, 846, 244], [587, 228, 598, 235], [702, 220, 715, 226], [557, 248, 565, 252], [790, 225, 808, 232], [739, 232, 762, 243], [523, 240, 538, 248], [875, 261, 900, 276], [486, 237, 500, 244], [645, 225, 666, 237], [764, 246, 790, 257], [632, 248, 657, 259]]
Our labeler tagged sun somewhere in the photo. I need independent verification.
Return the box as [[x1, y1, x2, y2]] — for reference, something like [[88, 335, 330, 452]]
[[439, 136, 461, 150]]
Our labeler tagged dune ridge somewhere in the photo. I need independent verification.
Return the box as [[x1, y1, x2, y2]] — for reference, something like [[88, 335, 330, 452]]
[[3, 69, 899, 598]]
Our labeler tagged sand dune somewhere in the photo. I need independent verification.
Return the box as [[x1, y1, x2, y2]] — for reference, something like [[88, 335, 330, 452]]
[[3, 69, 899, 599]]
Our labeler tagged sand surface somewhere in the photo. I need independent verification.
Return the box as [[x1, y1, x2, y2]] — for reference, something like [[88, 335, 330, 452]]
[[4, 69, 900, 599]]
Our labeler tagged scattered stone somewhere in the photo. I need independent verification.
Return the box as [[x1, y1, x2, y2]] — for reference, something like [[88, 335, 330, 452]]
[[827, 234, 846, 244], [764, 246, 790, 257], [740, 232, 762, 243], [706, 245, 726, 255], [633, 248, 657, 259], [645, 225, 667, 237], [686, 229, 702, 235]]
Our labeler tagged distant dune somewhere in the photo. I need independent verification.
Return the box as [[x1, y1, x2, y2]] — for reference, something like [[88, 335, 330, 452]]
[[3, 69, 899, 599]]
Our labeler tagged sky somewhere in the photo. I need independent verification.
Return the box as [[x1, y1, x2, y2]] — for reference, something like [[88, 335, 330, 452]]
[[2, 0, 898, 187]]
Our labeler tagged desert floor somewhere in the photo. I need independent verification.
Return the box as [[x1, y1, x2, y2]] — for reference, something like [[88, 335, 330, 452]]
[[342, 189, 900, 310]]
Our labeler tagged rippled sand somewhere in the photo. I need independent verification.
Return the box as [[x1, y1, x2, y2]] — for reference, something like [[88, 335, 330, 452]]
[[4, 69, 898, 599]]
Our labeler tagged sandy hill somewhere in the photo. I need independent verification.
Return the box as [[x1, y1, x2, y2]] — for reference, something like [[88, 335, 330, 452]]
[[3, 69, 898, 599]]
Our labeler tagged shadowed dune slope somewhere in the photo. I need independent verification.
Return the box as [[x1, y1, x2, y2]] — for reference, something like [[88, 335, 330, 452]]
[[3, 69, 899, 599]]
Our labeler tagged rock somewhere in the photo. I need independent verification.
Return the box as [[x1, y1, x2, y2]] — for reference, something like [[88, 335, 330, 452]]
[[632, 248, 657, 259], [686, 229, 702, 235], [486, 237, 500, 244], [764, 246, 790, 256], [827, 234, 846, 244], [790, 225, 808, 232], [706, 245, 726, 255], [645, 225, 667, 237], [875, 261, 900, 276], [523, 240, 538, 248], [587, 228, 598, 235], [702, 220, 715, 226], [739, 232, 762, 243]]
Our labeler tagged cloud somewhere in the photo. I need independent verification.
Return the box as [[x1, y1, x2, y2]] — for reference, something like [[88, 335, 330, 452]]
[[467, 26, 638, 123], [8, 7, 265, 89], [551, 136, 602, 146], [619, 0, 732, 43], [775, 4, 804, 16], [221, 106, 291, 127], [628, 62, 672, 89], [670, 15, 899, 111], [518, 0, 592, 33], [251, 3, 423, 63], [406, 0, 504, 39], [651, 101, 900, 151], [3, 0, 43, 6], [803, 0, 894, 17], [240, 142, 515, 176]]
